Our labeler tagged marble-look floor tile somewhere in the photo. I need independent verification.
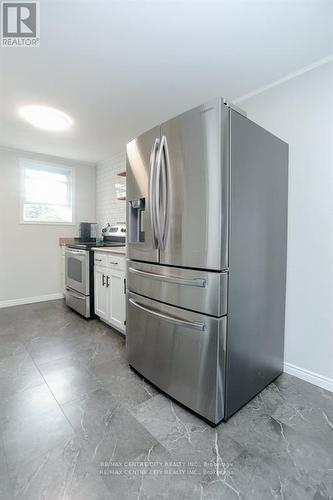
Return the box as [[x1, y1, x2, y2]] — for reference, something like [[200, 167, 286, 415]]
[[0, 334, 25, 361], [86, 406, 160, 465], [0, 352, 44, 399], [271, 377, 333, 442], [25, 333, 87, 366], [90, 358, 159, 408], [211, 398, 332, 499], [75, 326, 126, 369], [61, 387, 120, 447], [0, 383, 61, 425], [0, 443, 13, 500], [1, 300, 333, 500], [25, 320, 125, 369], [64, 324, 126, 370], [7, 436, 111, 500], [3, 404, 74, 466], [101, 442, 203, 500], [37, 356, 102, 405], [2, 304, 40, 322], [312, 459, 333, 500], [0, 305, 47, 341], [133, 389, 333, 499], [133, 393, 245, 487]]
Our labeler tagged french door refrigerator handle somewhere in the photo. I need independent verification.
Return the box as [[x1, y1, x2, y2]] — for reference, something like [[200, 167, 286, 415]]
[[128, 298, 206, 331], [155, 136, 165, 250], [128, 267, 207, 288], [148, 138, 160, 248], [161, 135, 170, 249]]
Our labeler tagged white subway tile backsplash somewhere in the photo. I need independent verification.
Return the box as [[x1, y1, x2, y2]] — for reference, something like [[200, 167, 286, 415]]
[[96, 151, 126, 228]]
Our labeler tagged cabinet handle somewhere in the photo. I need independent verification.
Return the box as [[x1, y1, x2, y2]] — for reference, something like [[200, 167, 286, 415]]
[[102, 274, 106, 286], [106, 276, 110, 288], [95, 258, 102, 262], [110, 261, 118, 265]]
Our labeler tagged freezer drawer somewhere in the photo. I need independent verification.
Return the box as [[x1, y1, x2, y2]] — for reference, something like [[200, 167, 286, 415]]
[[127, 260, 228, 316], [126, 291, 226, 424]]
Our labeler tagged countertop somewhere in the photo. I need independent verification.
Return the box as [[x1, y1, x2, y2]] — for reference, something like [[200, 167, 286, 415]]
[[59, 237, 76, 247], [92, 246, 126, 255]]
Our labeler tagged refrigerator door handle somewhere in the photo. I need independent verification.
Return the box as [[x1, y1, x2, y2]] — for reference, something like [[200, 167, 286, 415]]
[[149, 138, 160, 248], [160, 135, 170, 249], [155, 135, 170, 250], [129, 298, 206, 331], [155, 137, 164, 249], [128, 266, 207, 288]]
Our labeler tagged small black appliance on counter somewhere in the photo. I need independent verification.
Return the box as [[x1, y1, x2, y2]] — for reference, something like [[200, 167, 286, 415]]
[[79, 222, 97, 242]]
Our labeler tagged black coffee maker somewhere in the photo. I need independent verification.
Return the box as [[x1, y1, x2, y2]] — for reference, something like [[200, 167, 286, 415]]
[[79, 222, 97, 242]]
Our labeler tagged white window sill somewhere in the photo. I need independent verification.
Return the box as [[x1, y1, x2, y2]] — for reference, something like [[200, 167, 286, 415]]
[[20, 220, 76, 226]]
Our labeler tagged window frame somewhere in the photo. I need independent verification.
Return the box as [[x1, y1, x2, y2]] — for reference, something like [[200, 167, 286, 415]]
[[20, 158, 75, 226]]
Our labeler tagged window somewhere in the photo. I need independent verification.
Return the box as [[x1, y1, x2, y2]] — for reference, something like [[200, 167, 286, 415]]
[[21, 160, 73, 224]]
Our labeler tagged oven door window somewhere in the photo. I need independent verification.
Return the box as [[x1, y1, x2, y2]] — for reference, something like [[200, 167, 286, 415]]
[[65, 249, 89, 296], [68, 257, 82, 283]]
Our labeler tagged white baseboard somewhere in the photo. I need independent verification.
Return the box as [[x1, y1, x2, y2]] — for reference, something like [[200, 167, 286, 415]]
[[0, 293, 64, 309], [284, 362, 333, 393]]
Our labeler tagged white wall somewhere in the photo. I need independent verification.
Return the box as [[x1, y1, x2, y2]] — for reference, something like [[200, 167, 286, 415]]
[[0, 148, 96, 305], [237, 61, 333, 389], [96, 151, 126, 228]]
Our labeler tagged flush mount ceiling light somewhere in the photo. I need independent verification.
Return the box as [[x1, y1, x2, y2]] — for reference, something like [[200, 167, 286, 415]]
[[19, 105, 73, 131]]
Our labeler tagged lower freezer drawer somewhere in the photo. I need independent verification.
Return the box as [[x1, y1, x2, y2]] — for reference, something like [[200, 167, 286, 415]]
[[65, 287, 90, 318], [126, 291, 226, 424]]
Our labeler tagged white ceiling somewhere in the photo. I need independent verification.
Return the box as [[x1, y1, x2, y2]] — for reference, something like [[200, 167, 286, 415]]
[[0, 0, 332, 163]]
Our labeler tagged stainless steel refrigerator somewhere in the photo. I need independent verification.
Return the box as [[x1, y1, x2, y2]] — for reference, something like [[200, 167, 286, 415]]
[[126, 97, 288, 424]]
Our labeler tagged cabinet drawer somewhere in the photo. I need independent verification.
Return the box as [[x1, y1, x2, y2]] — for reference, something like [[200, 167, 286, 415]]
[[107, 255, 125, 271], [94, 253, 107, 267]]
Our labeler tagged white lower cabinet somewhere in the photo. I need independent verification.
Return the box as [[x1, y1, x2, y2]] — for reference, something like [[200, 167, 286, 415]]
[[108, 270, 126, 331], [94, 252, 126, 334], [94, 266, 108, 320]]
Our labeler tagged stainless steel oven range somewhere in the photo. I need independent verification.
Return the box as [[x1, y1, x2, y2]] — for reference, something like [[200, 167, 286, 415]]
[[65, 239, 126, 318], [65, 246, 93, 318]]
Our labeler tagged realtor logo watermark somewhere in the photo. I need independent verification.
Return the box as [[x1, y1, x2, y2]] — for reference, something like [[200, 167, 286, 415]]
[[1, 1, 40, 47]]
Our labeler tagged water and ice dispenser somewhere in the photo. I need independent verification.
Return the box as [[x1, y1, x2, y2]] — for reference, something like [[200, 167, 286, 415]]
[[128, 198, 145, 243]]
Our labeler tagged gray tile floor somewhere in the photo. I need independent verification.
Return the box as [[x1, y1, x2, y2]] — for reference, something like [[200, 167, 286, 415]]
[[0, 299, 332, 500]]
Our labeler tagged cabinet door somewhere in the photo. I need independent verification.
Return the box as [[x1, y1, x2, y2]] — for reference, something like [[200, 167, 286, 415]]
[[108, 271, 126, 332], [94, 266, 108, 320]]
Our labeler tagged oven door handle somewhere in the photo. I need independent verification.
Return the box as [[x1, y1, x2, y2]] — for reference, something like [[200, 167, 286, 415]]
[[66, 288, 86, 300], [66, 250, 85, 256], [128, 298, 205, 331]]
